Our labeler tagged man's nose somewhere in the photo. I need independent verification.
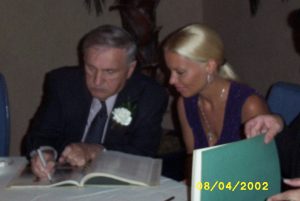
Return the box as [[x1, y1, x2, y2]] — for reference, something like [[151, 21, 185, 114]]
[[93, 71, 104, 86]]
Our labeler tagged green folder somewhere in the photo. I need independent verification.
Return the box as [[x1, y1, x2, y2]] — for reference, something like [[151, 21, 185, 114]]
[[191, 135, 281, 201]]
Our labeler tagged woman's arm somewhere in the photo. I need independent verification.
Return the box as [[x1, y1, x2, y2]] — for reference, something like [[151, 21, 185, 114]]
[[242, 95, 283, 143]]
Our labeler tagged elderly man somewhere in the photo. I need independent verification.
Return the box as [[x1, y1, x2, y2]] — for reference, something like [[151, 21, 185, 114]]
[[26, 25, 168, 179]]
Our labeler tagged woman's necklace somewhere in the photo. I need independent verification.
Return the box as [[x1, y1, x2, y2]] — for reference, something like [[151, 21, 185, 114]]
[[199, 104, 215, 142], [198, 88, 226, 143]]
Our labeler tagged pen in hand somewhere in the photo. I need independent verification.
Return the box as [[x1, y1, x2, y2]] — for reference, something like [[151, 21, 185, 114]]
[[164, 196, 175, 201], [37, 149, 53, 183]]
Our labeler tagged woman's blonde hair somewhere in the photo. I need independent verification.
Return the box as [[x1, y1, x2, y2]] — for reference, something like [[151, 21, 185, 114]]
[[164, 23, 238, 80]]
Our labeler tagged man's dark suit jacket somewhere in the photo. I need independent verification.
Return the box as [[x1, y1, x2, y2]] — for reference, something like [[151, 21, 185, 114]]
[[276, 113, 300, 179], [26, 66, 168, 157]]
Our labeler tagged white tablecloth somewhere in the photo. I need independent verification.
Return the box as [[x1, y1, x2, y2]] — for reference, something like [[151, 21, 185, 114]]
[[0, 157, 188, 201]]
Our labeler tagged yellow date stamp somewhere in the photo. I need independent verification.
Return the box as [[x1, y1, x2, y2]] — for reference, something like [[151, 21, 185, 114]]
[[195, 181, 269, 192]]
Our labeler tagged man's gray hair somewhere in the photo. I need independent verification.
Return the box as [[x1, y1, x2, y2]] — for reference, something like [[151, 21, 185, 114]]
[[82, 24, 137, 63]]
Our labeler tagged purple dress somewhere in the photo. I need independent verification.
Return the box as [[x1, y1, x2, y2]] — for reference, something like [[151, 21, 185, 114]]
[[183, 81, 258, 149]]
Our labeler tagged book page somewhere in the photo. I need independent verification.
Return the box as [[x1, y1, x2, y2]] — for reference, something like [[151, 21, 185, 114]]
[[8, 151, 162, 188], [8, 164, 84, 188], [81, 151, 162, 186]]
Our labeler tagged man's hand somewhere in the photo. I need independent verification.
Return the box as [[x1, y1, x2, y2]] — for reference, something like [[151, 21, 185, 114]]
[[267, 178, 300, 201], [58, 143, 103, 167], [244, 114, 284, 144], [31, 151, 55, 180]]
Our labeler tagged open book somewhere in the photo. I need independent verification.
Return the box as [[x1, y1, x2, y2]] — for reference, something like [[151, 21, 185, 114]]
[[8, 150, 162, 188], [191, 135, 281, 201]]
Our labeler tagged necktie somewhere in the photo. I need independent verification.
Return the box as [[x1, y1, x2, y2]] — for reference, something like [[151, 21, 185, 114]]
[[85, 101, 108, 144]]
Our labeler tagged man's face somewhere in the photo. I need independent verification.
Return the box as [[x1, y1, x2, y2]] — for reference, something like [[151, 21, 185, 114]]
[[84, 46, 136, 101]]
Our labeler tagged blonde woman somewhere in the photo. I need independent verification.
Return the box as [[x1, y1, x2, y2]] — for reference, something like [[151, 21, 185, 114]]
[[163, 24, 277, 154]]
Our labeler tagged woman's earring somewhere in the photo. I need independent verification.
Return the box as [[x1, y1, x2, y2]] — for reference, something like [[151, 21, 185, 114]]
[[207, 74, 213, 84]]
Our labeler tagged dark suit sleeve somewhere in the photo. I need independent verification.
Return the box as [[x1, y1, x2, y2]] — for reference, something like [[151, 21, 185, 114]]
[[25, 67, 89, 157], [25, 72, 65, 156], [276, 113, 300, 178], [104, 76, 168, 157]]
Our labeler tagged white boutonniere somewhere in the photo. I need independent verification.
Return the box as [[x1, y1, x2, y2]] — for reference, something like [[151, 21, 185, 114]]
[[112, 107, 132, 126], [112, 101, 136, 126]]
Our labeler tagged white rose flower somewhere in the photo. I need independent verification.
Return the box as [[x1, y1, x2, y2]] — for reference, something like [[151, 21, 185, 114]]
[[112, 107, 132, 126]]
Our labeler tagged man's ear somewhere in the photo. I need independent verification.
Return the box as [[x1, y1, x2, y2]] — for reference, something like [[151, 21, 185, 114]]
[[205, 59, 218, 74], [127, 61, 137, 78]]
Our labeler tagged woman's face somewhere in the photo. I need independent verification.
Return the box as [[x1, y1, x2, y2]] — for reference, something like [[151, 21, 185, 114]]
[[164, 50, 208, 97]]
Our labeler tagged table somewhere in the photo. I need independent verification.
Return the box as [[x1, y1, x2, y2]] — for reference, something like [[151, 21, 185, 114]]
[[0, 157, 188, 201]]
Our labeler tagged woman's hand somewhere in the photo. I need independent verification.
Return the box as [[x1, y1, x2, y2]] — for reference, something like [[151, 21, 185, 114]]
[[244, 114, 284, 143]]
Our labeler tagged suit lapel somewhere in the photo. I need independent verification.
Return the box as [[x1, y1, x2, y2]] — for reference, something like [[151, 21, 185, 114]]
[[105, 74, 142, 142]]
